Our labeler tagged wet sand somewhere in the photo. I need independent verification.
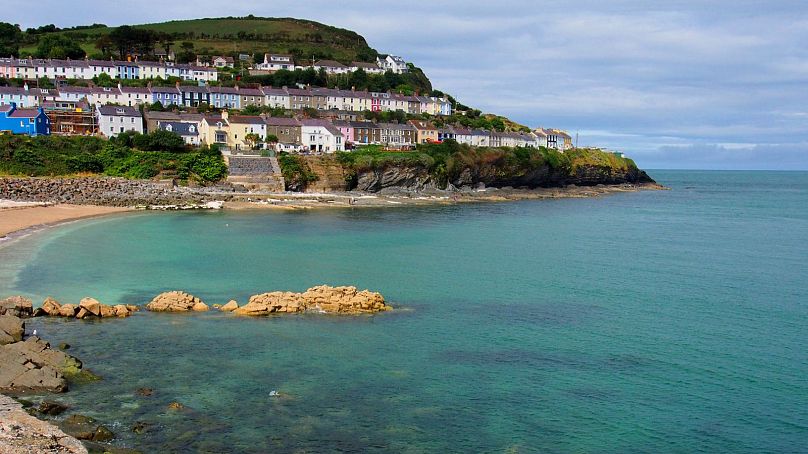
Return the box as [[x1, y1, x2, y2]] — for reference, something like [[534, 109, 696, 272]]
[[0, 203, 132, 239]]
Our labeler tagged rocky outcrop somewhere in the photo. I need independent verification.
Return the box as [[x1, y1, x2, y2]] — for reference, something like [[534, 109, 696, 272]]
[[58, 414, 115, 443], [0, 394, 88, 454], [0, 315, 24, 345], [147, 291, 209, 312], [234, 286, 390, 316], [0, 296, 33, 318], [34, 297, 137, 319], [220, 300, 239, 312], [0, 330, 84, 393], [356, 165, 436, 192]]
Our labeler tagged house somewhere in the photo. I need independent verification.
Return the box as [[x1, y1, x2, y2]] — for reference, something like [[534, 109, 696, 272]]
[[119, 85, 151, 107], [539, 128, 573, 150], [143, 111, 202, 133], [212, 56, 235, 68], [300, 118, 344, 153], [261, 86, 291, 109], [228, 115, 267, 151], [0, 103, 50, 136], [256, 54, 295, 72], [199, 114, 229, 147], [88, 86, 123, 106], [377, 122, 416, 148], [96, 105, 143, 137], [312, 60, 350, 75], [377, 55, 408, 74], [331, 120, 354, 146], [471, 129, 490, 147], [438, 126, 456, 142], [532, 129, 548, 148], [149, 86, 182, 108], [349, 61, 385, 75], [453, 127, 473, 145], [209, 86, 241, 109], [263, 116, 302, 152], [350, 121, 378, 145], [0, 85, 39, 108], [42, 99, 96, 136], [157, 121, 199, 146], [179, 84, 210, 108], [408, 120, 438, 144], [239, 87, 265, 108]]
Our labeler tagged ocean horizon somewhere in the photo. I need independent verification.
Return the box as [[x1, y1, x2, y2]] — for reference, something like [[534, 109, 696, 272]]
[[1, 169, 806, 452]]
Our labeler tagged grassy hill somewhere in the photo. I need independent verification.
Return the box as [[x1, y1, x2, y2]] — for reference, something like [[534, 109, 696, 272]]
[[17, 16, 379, 64]]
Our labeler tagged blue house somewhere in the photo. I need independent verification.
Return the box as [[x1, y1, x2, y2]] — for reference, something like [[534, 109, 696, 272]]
[[0, 103, 51, 136]]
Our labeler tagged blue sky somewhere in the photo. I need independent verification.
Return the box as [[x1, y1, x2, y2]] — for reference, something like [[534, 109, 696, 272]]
[[6, 1, 808, 169]]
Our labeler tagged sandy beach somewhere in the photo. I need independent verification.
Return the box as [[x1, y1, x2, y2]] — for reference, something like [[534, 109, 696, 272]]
[[0, 203, 131, 239]]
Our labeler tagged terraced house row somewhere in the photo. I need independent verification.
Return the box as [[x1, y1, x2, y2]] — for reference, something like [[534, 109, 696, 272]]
[[0, 57, 218, 82], [0, 83, 453, 115], [143, 111, 573, 153]]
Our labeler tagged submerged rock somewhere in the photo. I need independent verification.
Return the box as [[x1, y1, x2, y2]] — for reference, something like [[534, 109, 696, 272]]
[[136, 387, 154, 397], [59, 414, 114, 442], [234, 285, 390, 316], [37, 400, 69, 416], [147, 291, 208, 312], [0, 295, 33, 317], [167, 401, 185, 410]]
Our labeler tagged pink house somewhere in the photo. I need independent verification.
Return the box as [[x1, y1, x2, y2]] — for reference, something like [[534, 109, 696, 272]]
[[332, 120, 354, 145]]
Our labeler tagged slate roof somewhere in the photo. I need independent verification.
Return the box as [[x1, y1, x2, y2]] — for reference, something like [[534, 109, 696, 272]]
[[158, 121, 199, 136], [97, 105, 141, 117]]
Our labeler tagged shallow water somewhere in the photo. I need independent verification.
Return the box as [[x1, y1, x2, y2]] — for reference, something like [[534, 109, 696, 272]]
[[2, 171, 807, 452]]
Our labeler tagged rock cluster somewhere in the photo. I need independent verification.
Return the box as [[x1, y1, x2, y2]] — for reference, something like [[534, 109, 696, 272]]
[[234, 285, 390, 316], [0, 176, 240, 207], [0, 325, 84, 393], [146, 291, 209, 312], [0, 295, 33, 317], [0, 314, 24, 345], [33, 297, 138, 319]]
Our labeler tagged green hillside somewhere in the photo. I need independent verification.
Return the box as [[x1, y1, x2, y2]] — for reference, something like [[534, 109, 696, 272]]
[[13, 16, 378, 64]]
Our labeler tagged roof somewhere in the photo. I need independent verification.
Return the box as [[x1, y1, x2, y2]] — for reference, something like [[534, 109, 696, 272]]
[[264, 116, 301, 127], [120, 86, 151, 94], [313, 60, 347, 68], [158, 121, 198, 136], [300, 118, 342, 135], [229, 115, 265, 125], [97, 105, 141, 117], [213, 56, 235, 62], [408, 120, 436, 130], [350, 61, 380, 69]]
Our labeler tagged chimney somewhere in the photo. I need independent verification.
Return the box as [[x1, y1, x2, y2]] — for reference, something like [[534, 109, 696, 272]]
[[23, 83, 28, 91], [175, 81, 181, 89], [221, 110, 229, 122]]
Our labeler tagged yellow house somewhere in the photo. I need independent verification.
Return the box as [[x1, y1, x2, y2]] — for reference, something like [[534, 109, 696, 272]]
[[199, 113, 229, 147], [227, 114, 267, 151], [408, 120, 439, 144]]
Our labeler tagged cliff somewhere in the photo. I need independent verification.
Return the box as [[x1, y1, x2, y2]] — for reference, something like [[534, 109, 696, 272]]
[[290, 144, 655, 193]]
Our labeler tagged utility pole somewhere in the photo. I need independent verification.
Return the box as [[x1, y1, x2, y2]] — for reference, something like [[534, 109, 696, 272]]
[[575, 130, 579, 149]]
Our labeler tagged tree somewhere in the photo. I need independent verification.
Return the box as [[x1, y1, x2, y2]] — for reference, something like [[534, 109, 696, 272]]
[[92, 73, 115, 87], [36, 35, 85, 59], [148, 101, 165, 112], [197, 103, 210, 113], [37, 77, 53, 89], [94, 35, 114, 56], [266, 134, 279, 144], [0, 22, 22, 57], [241, 105, 261, 116], [244, 133, 261, 150]]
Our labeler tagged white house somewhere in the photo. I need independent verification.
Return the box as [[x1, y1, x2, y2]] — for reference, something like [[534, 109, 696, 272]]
[[96, 105, 143, 137], [377, 55, 408, 74], [349, 61, 385, 74], [212, 56, 235, 68], [300, 119, 344, 153], [256, 54, 295, 72]]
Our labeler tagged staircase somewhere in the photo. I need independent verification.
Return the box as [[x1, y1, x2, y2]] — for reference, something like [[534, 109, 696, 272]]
[[225, 156, 285, 192]]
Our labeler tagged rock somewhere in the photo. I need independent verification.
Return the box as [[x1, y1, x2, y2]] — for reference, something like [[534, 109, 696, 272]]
[[219, 300, 239, 312], [136, 387, 153, 397], [37, 400, 69, 416], [0, 336, 84, 393], [75, 308, 89, 319], [58, 342, 70, 350], [0, 295, 33, 317], [234, 286, 390, 316], [0, 315, 24, 345], [125, 305, 139, 312], [99, 305, 116, 318], [147, 291, 207, 312], [114, 304, 130, 317], [79, 297, 101, 316], [60, 414, 97, 440], [40, 297, 62, 316], [59, 304, 79, 317], [167, 401, 184, 410], [93, 425, 115, 442], [132, 420, 154, 435], [0, 395, 87, 454]]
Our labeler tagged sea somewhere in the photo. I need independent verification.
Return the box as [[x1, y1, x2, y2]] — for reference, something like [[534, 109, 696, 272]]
[[0, 170, 806, 453]]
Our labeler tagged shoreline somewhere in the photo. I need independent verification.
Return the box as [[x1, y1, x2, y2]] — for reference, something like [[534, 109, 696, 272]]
[[0, 394, 87, 453], [0, 183, 663, 241], [0, 203, 133, 243]]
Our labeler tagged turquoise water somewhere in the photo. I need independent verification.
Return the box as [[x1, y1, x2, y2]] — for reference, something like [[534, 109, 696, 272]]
[[1, 171, 807, 452]]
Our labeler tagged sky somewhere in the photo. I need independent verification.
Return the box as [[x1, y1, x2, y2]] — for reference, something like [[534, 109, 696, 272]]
[[5, 0, 808, 170]]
